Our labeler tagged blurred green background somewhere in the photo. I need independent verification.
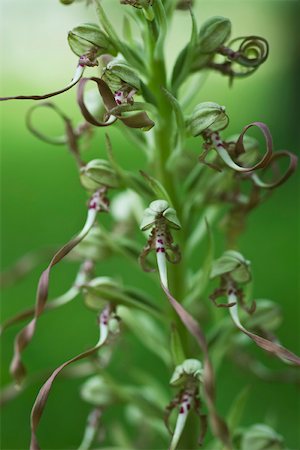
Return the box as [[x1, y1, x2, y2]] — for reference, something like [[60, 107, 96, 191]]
[[1, 0, 299, 449]]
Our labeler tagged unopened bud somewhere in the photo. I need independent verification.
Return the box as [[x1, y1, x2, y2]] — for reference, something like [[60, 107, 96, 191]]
[[84, 277, 122, 310], [101, 55, 140, 93], [198, 16, 231, 54], [110, 190, 144, 223], [80, 159, 120, 190], [188, 102, 229, 137], [80, 376, 115, 406], [60, 0, 75, 4], [210, 250, 251, 284], [240, 424, 285, 450], [170, 359, 203, 386], [176, 0, 193, 10], [68, 23, 113, 58]]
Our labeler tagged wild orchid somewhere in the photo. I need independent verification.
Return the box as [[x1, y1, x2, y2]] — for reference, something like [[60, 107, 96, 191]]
[[1, 1, 299, 449]]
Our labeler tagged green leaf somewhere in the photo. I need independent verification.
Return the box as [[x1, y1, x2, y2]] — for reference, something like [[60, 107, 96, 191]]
[[227, 386, 250, 431], [170, 323, 186, 366], [139, 170, 173, 205], [171, 8, 198, 92]]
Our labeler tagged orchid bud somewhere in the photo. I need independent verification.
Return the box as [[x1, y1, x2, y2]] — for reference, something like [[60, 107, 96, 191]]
[[80, 159, 120, 191], [176, 0, 193, 10], [68, 23, 113, 58], [110, 190, 144, 224], [170, 359, 203, 386], [80, 375, 115, 406], [210, 250, 251, 284], [198, 16, 231, 54], [240, 424, 285, 450], [83, 277, 123, 310], [101, 55, 141, 94], [188, 102, 229, 137], [60, 0, 75, 4]]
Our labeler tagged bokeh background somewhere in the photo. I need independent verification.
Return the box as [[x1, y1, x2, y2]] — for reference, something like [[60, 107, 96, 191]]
[[1, 0, 299, 449]]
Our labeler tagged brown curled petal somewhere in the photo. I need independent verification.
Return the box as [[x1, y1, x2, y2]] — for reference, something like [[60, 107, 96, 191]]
[[216, 122, 273, 173], [229, 303, 300, 366], [0, 307, 35, 336], [139, 247, 156, 273], [210, 296, 236, 308], [10, 205, 100, 384], [0, 64, 84, 101], [26, 103, 68, 145], [198, 148, 223, 172], [26, 102, 84, 167], [161, 284, 231, 448], [229, 36, 269, 68], [120, 111, 154, 130], [165, 245, 181, 264], [251, 150, 298, 189], [77, 77, 117, 127], [234, 121, 273, 169], [30, 340, 106, 450]]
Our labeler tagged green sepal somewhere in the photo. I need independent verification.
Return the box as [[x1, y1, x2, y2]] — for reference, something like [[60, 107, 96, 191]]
[[102, 55, 141, 92], [80, 159, 120, 190], [210, 250, 251, 284], [170, 359, 203, 386], [68, 23, 113, 57], [188, 102, 229, 136], [198, 16, 231, 54]]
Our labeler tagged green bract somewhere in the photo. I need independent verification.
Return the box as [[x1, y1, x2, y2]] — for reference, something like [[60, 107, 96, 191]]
[[140, 200, 181, 231], [188, 102, 229, 136], [210, 250, 251, 283], [80, 159, 120, 190], [170, 359, 203, 386], [198, 16, 231, 54], [68, 23, 112, 57]]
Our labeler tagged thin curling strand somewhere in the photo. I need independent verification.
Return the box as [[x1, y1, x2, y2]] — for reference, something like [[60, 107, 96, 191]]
[[0, 60, 85, 101], [10, 190, 107, 385], [227, 289, 300, 366], [169, 393, 193, 450], [156, 229, 168, 289], [29, 306, 112, 450], [0, 261, 91, 336]]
